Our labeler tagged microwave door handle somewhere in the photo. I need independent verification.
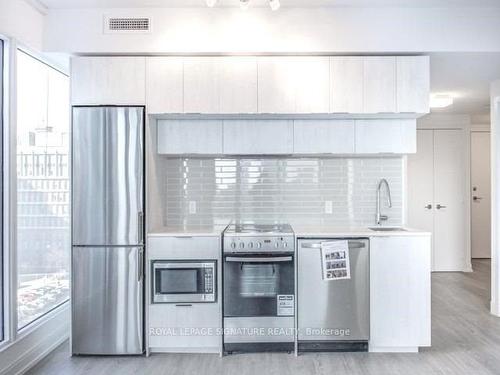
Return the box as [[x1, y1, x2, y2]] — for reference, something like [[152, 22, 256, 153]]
[[301, 241, 366, 249], [225, 256, 293, 263]]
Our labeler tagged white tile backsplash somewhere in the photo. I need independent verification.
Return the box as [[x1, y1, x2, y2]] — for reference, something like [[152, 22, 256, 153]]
[[163, 157, 404, 227]]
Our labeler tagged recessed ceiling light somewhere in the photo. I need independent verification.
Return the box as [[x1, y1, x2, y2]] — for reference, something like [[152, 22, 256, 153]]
[[206, 0, 217, 7], [269, 0, 280, 10], [240, 0, 250, 10], [430, 94, 454, 108]]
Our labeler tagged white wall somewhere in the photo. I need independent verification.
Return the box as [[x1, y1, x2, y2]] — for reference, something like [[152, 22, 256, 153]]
[[44, 7, 500, 54], [491, 80, 500, 316], [0, 0, 45, 50]]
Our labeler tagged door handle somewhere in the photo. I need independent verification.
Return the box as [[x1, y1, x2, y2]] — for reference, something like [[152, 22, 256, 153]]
[[138, 212, 144, 244], [425, 204, 432, 209], [473, 196, 483, 202], [138, 248, 144, 282], [301, 241, 366, 249], [225, 256, 293, 263], [436, 204, 447, 210]]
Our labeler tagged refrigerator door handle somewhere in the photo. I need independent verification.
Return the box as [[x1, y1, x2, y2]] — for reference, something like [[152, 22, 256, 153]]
[[138, 212, 144, 244], [138, 248, 144, 282]]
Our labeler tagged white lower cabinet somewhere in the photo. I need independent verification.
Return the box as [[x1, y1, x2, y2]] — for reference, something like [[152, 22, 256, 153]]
[[157, 120, 223, 155], [355, 119, 416, 154], [223, 120, 293, 155], [369, 236, 431, 352], [293, 120, 355, 154]]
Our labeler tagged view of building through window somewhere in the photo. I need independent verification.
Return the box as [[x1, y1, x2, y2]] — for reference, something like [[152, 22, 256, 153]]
[[16, 50, 70, 329]]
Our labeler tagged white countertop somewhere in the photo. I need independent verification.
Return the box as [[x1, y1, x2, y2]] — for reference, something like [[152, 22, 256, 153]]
[[292, 225, 431, 237], [148, 225, 227, 237]]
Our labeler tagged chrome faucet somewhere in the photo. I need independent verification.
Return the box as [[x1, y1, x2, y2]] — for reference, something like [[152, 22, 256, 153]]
[[376, 178, 392, 225]]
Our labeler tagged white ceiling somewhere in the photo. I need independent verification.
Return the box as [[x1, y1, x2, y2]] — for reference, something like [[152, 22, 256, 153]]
[[37, 0, 500, 9]]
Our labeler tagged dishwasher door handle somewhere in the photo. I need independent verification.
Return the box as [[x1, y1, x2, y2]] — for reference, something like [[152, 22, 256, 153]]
[[301, 241, 366, 249], [225, 256, 293, 263]]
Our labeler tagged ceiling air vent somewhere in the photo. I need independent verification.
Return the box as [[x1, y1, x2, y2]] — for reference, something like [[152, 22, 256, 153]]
[[104, 16, 151, 34]]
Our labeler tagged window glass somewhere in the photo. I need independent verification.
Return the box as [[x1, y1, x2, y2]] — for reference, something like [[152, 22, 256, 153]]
[[16, 50, 70, 329]]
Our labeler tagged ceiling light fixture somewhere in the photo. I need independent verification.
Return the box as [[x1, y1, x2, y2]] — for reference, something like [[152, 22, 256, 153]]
[[240, 0, 250, 10], [206, 0, 218, 7], [430, 94, 454, 108], [269, 0, 280, 10]]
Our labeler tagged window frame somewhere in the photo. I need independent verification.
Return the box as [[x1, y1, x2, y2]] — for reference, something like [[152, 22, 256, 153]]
[[0, 37, 71, 351]]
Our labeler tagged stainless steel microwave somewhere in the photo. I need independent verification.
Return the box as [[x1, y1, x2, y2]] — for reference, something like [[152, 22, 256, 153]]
[[152, 260, 216, 303]]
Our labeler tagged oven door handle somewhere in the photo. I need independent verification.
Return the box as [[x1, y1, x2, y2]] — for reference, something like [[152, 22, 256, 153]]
[[225, 256, 293, 263]]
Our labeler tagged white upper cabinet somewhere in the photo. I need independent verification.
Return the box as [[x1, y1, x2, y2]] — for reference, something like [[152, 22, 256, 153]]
[[355, 119, 416, 154], [293, 120, 355, 154], [146, 57, 183, 114], [223, 120, 293, 155], [157, 120, 223, 154], [397, 56, 430, 114], [218, 56, 258, 114], [183, 57, 220, 113], [330, 57, 364, 113], [71, 56, 146, 105], [294, 57, 330, 113], [258, 57, 297, 113], [363, 57, 397, 113]]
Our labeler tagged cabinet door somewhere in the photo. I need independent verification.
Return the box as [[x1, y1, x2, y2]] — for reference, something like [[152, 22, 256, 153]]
[[363, 57, 396, 113], [223, 120, 293, 155], [219, 56, 258, 114], [330, 57, 363, 113], [146, 57, 183, 114], [397, 56, 430, 114], [407, 130, 435, 266], [157, 120, 223, 154], [149, 303, 221, 351], [433, 129, 466, 271], [183, 57, 219, 113], [294, 57, 330, 113], [293, 120, 355, 154], [355, 119, 416, 154], [71, 56, 146, 105], [257, 57, 296, 113], [370, 236, 431, 350]]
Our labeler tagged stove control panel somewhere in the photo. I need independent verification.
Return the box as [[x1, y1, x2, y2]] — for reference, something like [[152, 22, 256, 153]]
[[224, 235, 294, 253]]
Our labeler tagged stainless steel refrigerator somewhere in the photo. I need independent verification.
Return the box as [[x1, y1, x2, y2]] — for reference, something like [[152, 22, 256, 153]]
[[71, 106, 144, 355]]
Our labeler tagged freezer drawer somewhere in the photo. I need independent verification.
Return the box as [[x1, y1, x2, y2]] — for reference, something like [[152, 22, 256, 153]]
[[72, 106, 144, 246], [298, 239, 369, 342], [72, 246, 144, 355]]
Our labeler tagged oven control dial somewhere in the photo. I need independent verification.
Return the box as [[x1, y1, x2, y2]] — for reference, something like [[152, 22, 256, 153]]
[[256, 242, 262, 249], [231, 242, 236, 249], [248, 242, 254, 249], [274, 242, 280, 249], [283, 241, 288, 248], [239, 242, 245, 249]]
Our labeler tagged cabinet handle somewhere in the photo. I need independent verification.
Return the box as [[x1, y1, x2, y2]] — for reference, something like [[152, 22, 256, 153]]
[[436, 204, 447, 210], [175, 304, 193, 307], [425, 204, 432, 209]]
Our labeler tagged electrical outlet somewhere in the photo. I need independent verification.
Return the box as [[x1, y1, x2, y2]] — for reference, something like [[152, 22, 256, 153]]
[[189, 201, 197, 214], [324, 200, 333, 214]]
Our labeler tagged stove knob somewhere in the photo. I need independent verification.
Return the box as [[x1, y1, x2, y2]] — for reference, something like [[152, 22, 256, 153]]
[[256, 242, 262, 249], [283, 241, 288, 248], [248, 242, 254, 249], [239, 242, 245, 249], [231, 242, 236, 249], [274, 242, 280, 249]]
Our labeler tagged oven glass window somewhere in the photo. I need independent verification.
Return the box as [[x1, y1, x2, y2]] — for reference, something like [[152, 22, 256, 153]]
[[158, 269, 199, 294], [224, 256, 294, 317]]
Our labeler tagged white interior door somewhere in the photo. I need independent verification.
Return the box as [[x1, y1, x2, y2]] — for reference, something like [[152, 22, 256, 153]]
[[407, 130, 435, 267], [433, 129, 466, 271], [471, 131, 491, 259]]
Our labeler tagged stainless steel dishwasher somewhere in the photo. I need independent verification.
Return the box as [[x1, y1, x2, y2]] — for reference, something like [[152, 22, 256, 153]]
[[297, 238, 369, 352]]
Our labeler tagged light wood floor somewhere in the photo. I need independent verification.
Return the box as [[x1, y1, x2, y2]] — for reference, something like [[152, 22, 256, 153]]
[[27, 259, 500, 375]]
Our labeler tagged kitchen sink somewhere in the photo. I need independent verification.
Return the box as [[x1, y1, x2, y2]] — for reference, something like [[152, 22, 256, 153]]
[[368, 227, 407, 232]]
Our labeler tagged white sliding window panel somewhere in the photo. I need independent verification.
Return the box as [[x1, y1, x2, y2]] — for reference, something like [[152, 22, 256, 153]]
[[330, 57, 364, 113], [363, 56, 396, 113], [183, 57, 219, 113], [293, 120, 355, 154], [218, 56, 258, 114], [146, 57, 183, 114]]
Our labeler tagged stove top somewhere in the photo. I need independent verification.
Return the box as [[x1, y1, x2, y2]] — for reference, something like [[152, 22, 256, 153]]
[[223, 223, 295, 253]]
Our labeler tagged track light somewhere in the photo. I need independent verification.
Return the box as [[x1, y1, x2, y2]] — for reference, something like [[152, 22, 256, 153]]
[[269, 0, 280, 10], [206, 0, 217, 7], [240, 0, 250, 10]]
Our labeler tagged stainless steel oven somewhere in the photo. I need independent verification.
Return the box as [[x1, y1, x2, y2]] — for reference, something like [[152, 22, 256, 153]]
[[152, 260, 216, 303]]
